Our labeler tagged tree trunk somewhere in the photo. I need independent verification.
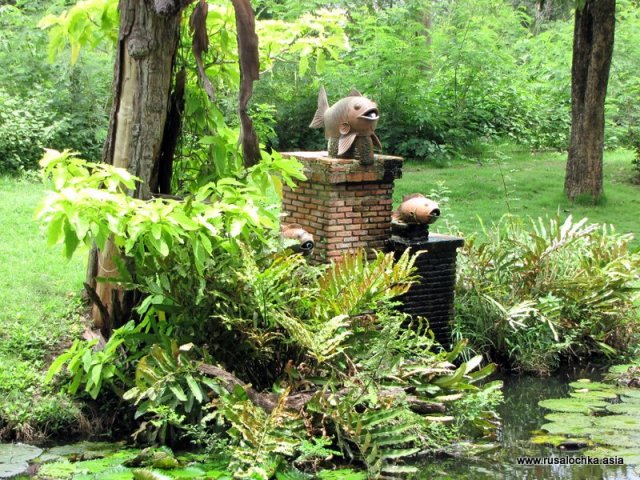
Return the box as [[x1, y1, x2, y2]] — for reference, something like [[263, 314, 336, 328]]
[[88, 0, 185, 334], [564, 0, 615, 203]]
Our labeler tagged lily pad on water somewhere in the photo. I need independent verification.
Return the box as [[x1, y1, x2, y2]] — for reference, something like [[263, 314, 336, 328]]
[[540, 422, 599, 436], [0, 444, 42, 479], [568, 380, 611, 391], [73, 466, 134, 480], [530, 434, 591, 449], [543, 412, 594, 426], [538, 397, 607, 413], [617, 388, 640, 400], [594, 414, 640, 431], [606, 402, 640, 415], [37, 450, 140, 479], [39, 442, 130, 464], [569, 390, 618, 400], [589, 433, 640, 449]]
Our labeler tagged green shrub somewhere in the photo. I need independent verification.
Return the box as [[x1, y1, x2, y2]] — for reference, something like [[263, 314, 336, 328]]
[[0, 90, 60, 172], [455, 215, 640, 375]]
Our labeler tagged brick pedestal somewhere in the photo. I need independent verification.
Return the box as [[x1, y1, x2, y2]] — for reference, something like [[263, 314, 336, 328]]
[[281, 152, 403, 263], [389, 224, 464, 347]]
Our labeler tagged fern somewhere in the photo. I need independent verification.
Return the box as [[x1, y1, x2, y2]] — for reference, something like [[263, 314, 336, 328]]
[[214, 389, 304, 479], [315, 249, 418, 319]]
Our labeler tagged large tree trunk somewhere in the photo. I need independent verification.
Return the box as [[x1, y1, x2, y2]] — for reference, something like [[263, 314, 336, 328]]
[[87, 0, 185, 334], [564, 0, 615, 203]]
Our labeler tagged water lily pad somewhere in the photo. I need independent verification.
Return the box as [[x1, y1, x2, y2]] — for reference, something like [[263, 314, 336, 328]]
[[617, 388, 640, 400], [594, 415, 640, 431], [543, 412, 594, 426], [73, 466, 134, 480], [569, 380, 611, 390], [540, 422, 599, 436], [590, 433, 640, 449], [37, 459, 77, 479], [0, 443, 42, 479], [531, 434, 590, 448], [569, 390, 618, 400], [606, 402, 640, 415], [538, 397, 607, 413]]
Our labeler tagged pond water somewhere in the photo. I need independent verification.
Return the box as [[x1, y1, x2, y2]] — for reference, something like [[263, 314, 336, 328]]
[[416, 366, 640, 479], [2, 367, 639, 479]]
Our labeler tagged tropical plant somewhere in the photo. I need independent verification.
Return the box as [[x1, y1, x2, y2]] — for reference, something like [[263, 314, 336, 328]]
[[455, 215, 640, 375]]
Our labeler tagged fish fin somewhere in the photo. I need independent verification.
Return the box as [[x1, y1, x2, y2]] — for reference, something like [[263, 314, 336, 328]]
[[402, 193, 426, 201], [339, 122, 351, 135], [309, 86, 329, 128], [348, 88, 362, 97], [338, 133, 357, 156], [371, 133, 382, 149]]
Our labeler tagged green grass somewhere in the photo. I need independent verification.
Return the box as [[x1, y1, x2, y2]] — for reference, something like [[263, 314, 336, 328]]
[[395, 147, 640, 248], [0, 176, 86, 440]]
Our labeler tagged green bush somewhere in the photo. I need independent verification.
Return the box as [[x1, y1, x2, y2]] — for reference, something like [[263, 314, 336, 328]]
[[0, 90, 61, 172], [455, 215, 640, 375]]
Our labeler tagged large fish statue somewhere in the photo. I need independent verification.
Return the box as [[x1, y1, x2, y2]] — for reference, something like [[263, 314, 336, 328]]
[[309, 86, 381, 165]]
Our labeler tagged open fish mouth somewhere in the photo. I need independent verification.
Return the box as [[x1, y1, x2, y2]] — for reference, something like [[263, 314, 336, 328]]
[[360, 108, 379, 120]]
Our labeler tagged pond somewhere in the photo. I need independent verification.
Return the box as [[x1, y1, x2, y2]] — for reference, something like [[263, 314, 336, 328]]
[[416, 366, 640, 479], [2, 367, 639, 479]]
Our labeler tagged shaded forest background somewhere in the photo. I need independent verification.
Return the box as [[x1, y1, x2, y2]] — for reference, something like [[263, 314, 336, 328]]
[[1, 0, 639, 174]]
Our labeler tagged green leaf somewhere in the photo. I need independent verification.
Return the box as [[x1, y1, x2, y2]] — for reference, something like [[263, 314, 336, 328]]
[[186, 375, 204, 403], [298, 54, 309, 77], [45, 344, 76, 382], [63, 219, 80, 259], [169, 384, 188, 403]]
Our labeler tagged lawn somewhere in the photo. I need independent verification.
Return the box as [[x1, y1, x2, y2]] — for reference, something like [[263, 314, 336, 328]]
[[0, 176, 86, 440], [395, 147, 640, 248]]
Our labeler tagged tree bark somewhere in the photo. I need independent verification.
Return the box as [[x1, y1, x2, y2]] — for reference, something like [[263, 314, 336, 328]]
[[564, 0, 616, 203], [89, 0, 185, 332]]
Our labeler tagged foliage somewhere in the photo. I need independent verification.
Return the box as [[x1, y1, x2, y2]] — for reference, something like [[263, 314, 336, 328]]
[[39, 151, 501, 476], [0, 89, 61, 173], [0, 2, 111, 174], [455, 215, 640, 375]]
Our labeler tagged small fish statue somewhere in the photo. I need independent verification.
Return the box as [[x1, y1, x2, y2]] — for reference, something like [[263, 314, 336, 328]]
[[309, 86, 381, 165], [281, 223, 315, 255], [392, 194, 440, 225]]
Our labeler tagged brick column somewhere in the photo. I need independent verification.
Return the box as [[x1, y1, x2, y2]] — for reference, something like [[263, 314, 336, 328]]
[[281, 152, 403, 263]]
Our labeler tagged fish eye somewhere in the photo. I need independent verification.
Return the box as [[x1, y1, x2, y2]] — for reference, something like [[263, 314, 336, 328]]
[[354, 103, 362, 110]]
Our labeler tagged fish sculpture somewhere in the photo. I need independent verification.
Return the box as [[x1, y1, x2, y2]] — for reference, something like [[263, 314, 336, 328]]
[[281, 223, 315, 256], [309, 86, 381, 165], [392, 194, 440, 225]]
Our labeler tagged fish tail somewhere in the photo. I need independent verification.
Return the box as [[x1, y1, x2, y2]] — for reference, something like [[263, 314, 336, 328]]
[[309, 86, 328, 128]]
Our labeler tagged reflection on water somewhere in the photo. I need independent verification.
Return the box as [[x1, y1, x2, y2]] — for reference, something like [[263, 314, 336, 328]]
[[414, 365, 640, 479]]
